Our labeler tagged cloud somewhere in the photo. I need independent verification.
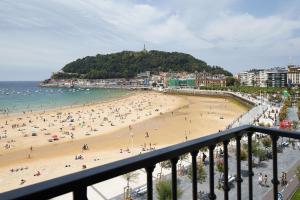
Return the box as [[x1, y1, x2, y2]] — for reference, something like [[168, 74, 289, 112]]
[[0, 0, 300, 80], [202, 13, 300, 49]]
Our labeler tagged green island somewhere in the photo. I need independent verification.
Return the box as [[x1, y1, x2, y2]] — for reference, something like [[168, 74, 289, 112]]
[[51, 50, 231, 79]]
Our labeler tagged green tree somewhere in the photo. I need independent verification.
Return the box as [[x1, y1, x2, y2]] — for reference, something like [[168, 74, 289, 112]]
[[296, 165, 300, 181], [226, 77, 238, 86], [159, 160, 172, 177], [156, 179, 183, 200], [187, 162, 207, 183], [122, 171, 139, 190], [240, 149, 248, 161], [52, 50, 232, 79], [261, 137, 272, 149], [293, 121, 298, 130]]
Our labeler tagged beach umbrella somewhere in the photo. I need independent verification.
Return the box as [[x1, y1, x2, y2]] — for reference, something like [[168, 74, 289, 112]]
[[52, 135, 58, 138]]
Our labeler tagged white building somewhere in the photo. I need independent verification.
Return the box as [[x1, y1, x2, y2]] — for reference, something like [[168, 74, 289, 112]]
[[238, 72, 249, 86], [238, 69, 268, 87], [287, 65, 300, 86], [258, 70, 268, 87]]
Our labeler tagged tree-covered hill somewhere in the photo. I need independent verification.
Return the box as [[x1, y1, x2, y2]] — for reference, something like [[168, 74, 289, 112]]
[[52, 50, 232, 79]]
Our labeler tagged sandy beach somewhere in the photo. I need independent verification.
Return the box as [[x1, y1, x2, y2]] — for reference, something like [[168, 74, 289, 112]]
[[0, 91, 248, 192]]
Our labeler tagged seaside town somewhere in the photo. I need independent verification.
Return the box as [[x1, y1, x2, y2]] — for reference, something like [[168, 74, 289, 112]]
[[1, 64, 300, 200], [2, 1, 300, 200], [42, 65, 300, 90]]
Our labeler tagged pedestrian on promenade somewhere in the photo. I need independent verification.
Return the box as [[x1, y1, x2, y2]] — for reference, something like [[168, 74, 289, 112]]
[[202, 152, 207, 164], [258, 173, 263, 186], [281, 172, 285, 186], [292, 141, 295, 150], [263, 174, 268, 187], [283, 172, 287, 185]]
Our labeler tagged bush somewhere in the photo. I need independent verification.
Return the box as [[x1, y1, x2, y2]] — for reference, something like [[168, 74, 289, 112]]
[[296, 166, 300, 182], [216, 158, 224, 174], [187, 162, 207, 183], [262, 137, 272, 149], [156, 179, 182, 200], [240, 149, 248, 161]]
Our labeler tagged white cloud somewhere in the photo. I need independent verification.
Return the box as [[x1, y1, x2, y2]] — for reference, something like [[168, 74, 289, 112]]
[[202, 13, 300, 48], [0, 0, 300, 80]]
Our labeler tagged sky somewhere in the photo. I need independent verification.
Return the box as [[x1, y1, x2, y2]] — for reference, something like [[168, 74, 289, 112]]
[[1, 0, 300, 81]]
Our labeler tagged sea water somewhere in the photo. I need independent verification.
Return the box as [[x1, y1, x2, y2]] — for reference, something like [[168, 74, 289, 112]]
[[0, 81, 132, 114]]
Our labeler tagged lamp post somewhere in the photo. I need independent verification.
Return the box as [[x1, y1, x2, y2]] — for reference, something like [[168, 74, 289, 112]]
[[130, 132, 134, 155]]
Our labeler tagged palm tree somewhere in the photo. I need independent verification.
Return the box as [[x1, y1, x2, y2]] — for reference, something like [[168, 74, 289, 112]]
[[216, 158, 224, 190], [122, 171, 139, 199], [159, 160, 172, 179]]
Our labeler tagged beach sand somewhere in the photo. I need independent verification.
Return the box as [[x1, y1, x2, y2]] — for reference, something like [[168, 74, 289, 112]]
[[0, 91, 248, 192]]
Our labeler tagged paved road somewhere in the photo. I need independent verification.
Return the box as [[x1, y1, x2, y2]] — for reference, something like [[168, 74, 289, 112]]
[[263, 160, 300, 200]]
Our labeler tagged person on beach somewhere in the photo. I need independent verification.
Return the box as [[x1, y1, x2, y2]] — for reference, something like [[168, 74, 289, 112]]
[[34, 171, 41, 176]]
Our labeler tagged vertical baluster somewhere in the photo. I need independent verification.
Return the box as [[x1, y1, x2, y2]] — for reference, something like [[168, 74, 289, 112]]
[[236, 135, 243, 200], [73, 186, 87, 200], [223, 140, 230, 200], [191, 150, 199, 200], [209, 145, 216, 200], [271, 135, 279, 200], [146, 165, 155, 200], [247, 132, 254, 200], [171, 157, 179, 200]]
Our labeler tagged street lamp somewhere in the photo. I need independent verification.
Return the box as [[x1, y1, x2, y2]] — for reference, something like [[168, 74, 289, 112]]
[[130, 132, 134, 155]]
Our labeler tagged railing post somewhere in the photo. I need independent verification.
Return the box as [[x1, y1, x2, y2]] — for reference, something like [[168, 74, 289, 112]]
[[271, 135, 279, 200], [236, 135, 243, 200], [209, 145, 216, 200], [73, 186, 87, 200], [223, 140, 230, 200], [146, 165, 155, 200], [191, 150, 199, 200], [171, 157, 179, 200], [247, 132, 254, 200]]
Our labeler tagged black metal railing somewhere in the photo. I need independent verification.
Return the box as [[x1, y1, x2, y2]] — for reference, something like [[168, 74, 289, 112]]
[[1, 125, 300, 200]]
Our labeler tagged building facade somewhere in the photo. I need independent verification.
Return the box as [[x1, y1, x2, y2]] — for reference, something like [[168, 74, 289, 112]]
[[238, 68, 287, 87], [195, 71, 226, 88], [266, 68, 287, 87], [287, 65, 300, 86]]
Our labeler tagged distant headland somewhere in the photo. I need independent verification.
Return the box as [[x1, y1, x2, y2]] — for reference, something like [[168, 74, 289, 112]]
[[41, 50, 232, 89]]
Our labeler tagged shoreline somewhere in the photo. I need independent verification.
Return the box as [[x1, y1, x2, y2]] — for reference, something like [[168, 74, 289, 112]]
[[0, 89, 135, 117]]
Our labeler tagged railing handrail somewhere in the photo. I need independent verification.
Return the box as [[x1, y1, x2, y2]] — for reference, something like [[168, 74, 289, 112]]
[[1, 125, 300, 200]]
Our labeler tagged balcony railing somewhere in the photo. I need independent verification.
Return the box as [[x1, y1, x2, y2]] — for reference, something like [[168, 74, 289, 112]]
[[1, 125, 300, 200]]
